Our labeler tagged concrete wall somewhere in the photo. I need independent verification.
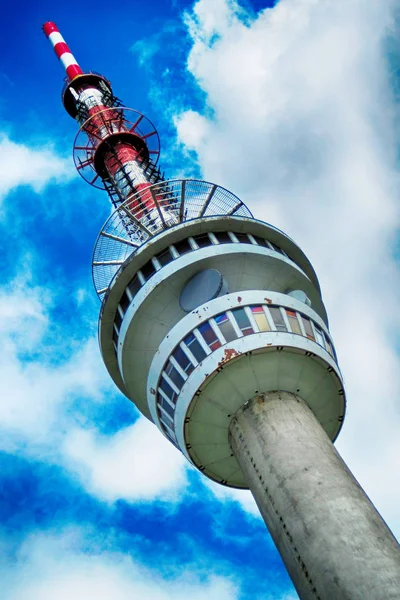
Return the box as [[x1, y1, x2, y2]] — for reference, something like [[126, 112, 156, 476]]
[[229, 391, 400, 600]]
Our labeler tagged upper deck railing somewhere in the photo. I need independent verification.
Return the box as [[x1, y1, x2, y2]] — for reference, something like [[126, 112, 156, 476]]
[[92, 179, 253, 299]]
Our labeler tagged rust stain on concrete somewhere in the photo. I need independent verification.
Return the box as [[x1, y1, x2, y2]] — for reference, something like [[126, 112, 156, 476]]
[[218, 347, 241, 367]]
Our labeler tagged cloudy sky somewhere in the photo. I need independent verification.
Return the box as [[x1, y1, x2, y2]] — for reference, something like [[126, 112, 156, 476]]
[[1, 0, 399, 598]]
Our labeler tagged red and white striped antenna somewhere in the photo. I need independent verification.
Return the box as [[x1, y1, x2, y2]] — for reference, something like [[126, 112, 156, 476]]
[[42, 22, 83, 81], [42, 20, 165, 236]]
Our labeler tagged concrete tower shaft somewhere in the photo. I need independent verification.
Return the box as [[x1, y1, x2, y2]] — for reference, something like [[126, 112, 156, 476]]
[[230, 392, 400, 599], [43, 22, 400, 600]]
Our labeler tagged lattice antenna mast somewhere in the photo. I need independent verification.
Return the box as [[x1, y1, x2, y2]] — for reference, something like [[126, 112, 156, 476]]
[[42, 22, 169, 230]]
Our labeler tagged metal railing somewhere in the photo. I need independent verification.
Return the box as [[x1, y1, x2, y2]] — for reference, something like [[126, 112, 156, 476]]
[[92, 179, 253, 299]]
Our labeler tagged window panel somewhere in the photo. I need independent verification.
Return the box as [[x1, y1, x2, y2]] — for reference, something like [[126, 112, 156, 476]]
[[324, 334, 335, 357], [269, 307, 287, 331], [231, 307, 254, 336], [156, 247, 174, 267], [174, 238, 192, 255], [214, 231, 232, 244], [183, 332, 207, 363], [251, 306, 270, 332], [157, 394, 175, 419], [160, 412, 174, 430], [198, 322, 222, 351], [114, 310, 122, 331], [301, 315, 315, 340], [119, 291, 130, 314], [193, 234, 212, 248], [159, 415, 175, 435], [252, 235, 269, 247], [128, 274, 141, 298], [164, 360, 185, 390], [214, 313, 237, 342], [159, 377, 178, 403], [233, 232, 252, 244], [159, 419, 177, 443], [314, 325, 325, 347], [172, 345, 194, 374], [286, 309, 302, 335], [112, 327, 119, 345], [141, 260, 156, 280], [269, 241, 283, 254]]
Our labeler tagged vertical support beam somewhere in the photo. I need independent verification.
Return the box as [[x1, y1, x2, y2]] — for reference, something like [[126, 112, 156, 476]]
[[229, 391, 400, 600], [179, 179, 186, 221]]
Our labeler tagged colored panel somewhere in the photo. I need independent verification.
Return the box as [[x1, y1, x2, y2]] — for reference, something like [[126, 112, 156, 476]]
[[251, 306, 270, 332], [198, 322, 221, 351], [286, 309, 302, 335], [269, 307, 287, 332], [214, 313, 237, 342], [231, 307, 254, 335], [301, 315, 315, 340]]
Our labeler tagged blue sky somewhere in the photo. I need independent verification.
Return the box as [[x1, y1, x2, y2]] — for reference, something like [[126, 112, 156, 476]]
[[1, 0, 399, 598]]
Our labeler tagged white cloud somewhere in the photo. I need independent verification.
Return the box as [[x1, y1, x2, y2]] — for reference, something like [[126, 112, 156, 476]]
[[173, 109, 210, 149], [0, 135, 73, 205], [3, 529, 239, 600], [0, 272, 188, 504], [64, 418, 188, 502], [175, 0, 400, 534], [0, 275, 105, 442]]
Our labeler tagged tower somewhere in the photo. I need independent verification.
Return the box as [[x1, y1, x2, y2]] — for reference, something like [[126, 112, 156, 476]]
[[43, 21, 400, 600]]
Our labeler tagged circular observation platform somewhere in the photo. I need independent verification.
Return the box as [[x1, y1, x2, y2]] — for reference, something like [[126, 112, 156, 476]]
[[145, 290, 345, 488], [98, 212, 327, 418], [95, 178, 341, 488], [92, 179, 253, 299]]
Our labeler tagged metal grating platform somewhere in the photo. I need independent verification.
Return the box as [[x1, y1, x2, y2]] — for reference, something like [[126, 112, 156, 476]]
[[92, 179, 253, 299]]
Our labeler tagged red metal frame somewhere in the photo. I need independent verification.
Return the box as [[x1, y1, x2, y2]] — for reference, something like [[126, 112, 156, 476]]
[[43, 21, 163, 218], [73, 107, 160, 189]]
